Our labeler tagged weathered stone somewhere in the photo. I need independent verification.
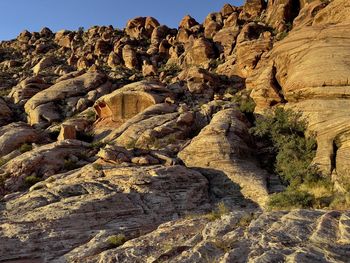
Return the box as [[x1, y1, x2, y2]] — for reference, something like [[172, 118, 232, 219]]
[[57, 124, 76, 141], [183, 37, 216, 68], [94, 80, 172, 131], [0, 164, 209, 261], [179, 108, 269, 207], [179, 15, 199, 29], [122, 44, 138, 69], [247, 2, 350, 186], [32, 56, 55, 75], [25, 72, 108, 125], [0, 122, 40, 157]]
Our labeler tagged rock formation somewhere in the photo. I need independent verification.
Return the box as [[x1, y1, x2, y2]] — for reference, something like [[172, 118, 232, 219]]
[[0, 0, 349, 262]]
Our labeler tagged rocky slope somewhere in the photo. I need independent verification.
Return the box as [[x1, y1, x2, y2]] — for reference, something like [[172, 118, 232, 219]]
[[0, 0, 350, 262]]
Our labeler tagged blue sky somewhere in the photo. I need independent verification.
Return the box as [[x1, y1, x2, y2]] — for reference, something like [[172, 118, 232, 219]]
[[0, 0, 244, 41]]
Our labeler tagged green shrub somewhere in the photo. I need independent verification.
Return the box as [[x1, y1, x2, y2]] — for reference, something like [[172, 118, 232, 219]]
[[63, 159, 80, 171], [205, 202, 230, 221], [19, 143, 33, 153], [158, 63, 181, 76], [107, 234, 126, 248], [268, 190, 315, 210], [24, 175, 42, 187], [92, 163, 103, 171], [251, 108, 319, 187], [251, 108, 336, 209]]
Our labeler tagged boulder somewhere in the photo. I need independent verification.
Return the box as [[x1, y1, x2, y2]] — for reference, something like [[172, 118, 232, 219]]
[[94, 80, 172, 130], [178, 15, 199, 29], [32, 56, 55, 75], [239, 0, 266, 20], [178, 108, 269, 207], [183, 37, 216, 68], [0, 122, 40, 157], [24, 72, 109, 125], [9, 76, 49, 104], [57, 124, 76, 141], [82, 210, 350, 263], [125, 16, 160, 39], [122, 44, 138, 69]]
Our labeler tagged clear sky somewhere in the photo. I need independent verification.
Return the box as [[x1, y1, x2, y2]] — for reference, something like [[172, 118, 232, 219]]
[[0, 0, 244, 41]]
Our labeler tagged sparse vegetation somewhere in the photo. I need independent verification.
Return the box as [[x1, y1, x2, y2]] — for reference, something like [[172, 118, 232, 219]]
[[63, 159, 80, 171], [205, 202, 230, 221], [19, 143, 33, 153], [251, 108, 337, 209], [92, 163, 103, 171], [159, 63, 181, 76], [24, 175, 42, 187], [107, 234, 126, 248], [237, 212, 257, 227]]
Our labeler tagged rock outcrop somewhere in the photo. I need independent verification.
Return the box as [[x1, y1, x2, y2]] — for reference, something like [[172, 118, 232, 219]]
[[0, 164, 209, 262], [247, 0, 350, 188], [0, 0, 349, 261], [25, 72, 110, 126], [179, 108, 269, 207]]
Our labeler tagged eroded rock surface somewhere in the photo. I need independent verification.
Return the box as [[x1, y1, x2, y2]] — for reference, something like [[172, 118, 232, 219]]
[[179, 108, 269, 207], [0, 164, 209, 262]]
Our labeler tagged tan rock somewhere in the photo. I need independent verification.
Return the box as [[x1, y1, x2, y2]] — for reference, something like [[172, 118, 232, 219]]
[[55, 30, 73, 48], [235, 22, 272, 78], [32, 56, 55, 75], [183, 37, 216, 68], [0, 164, 209, 261], [213, 25, 240, 57], [178, 108, 269, 207], [94, 39, 111, 56], [179, 15, 199, 29], [9, 76, 49, 104], [77, 57, 90, 71], [0, 122, 40, 157], [240, 0, 266, 20], [107, 52, 121, 69], [122, 44, 138, 69], [94, 80, 171, 131], [125, 16, 159, 39], [57, 124, 76, 141], [247, 3, 350, 185], [24, 72, 108, 125], [142, 61, 157, 77], [17, 30, 31, 43], [83, 210, 350, 263], [0, 140, 89, 193]]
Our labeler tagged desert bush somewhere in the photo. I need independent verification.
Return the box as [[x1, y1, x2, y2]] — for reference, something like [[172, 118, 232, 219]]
[[19, 143, 32, 153], [251, 108, 336, 209], [206, 202, 230, 221], [24, 175, 41, 187], [92, 163, 103, 171], [251, 108, 320, 187], [268, 190, 315, 209], [107, 234, 126, 248]]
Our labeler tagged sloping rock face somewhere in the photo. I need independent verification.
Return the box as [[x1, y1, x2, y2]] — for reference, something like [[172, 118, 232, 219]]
[[69, 209, 350, 263], [179, 108, 268, 207], [247, 0, 350, 188], [0, 164, 209, 262], [0, 122, 40, 157], [94, 80, 172, 130], [25, 72, 110, 126], [0, 139, 89, 193]]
